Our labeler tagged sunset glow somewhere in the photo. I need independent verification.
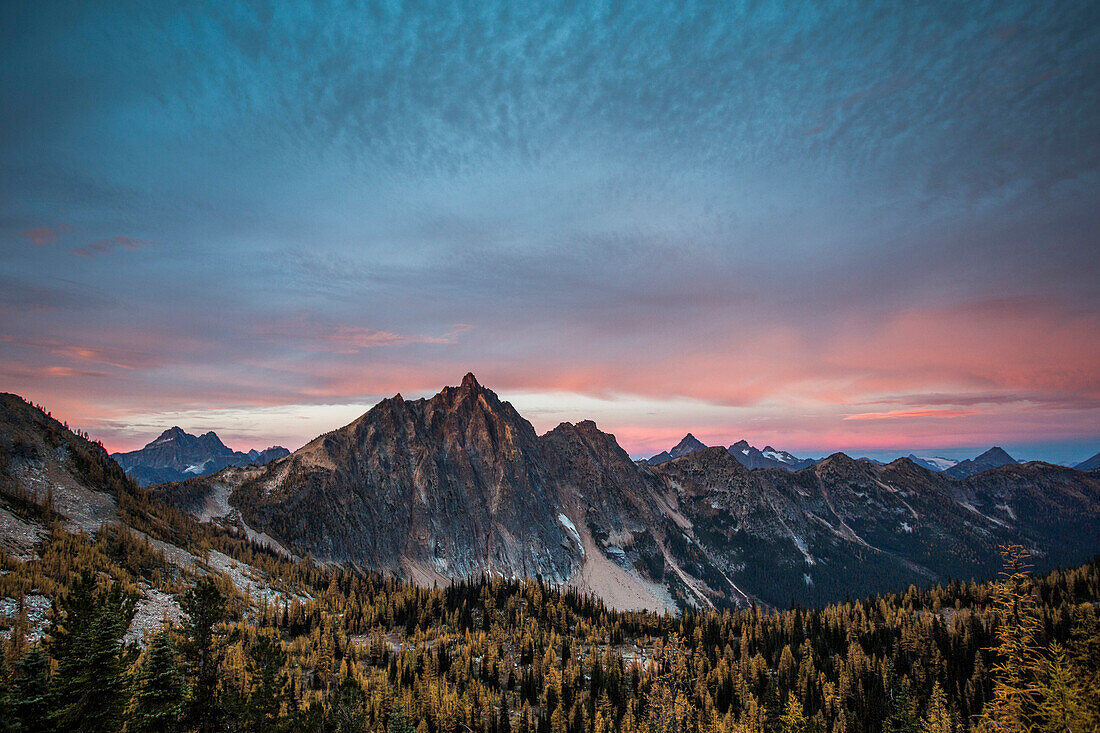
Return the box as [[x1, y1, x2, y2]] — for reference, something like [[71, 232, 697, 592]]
[[1, 2, 1097, 463]]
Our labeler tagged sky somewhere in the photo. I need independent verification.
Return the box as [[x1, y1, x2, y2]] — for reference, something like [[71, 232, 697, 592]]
[[1, 1, 1098, 464]]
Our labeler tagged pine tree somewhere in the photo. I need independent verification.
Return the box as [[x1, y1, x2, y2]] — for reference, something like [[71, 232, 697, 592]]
[[46, 570, 138, 732], [130, 630, 185, 733], [884, 677, 919, 733], [7, 646, 52, 733], [179, 577, 228, 733]]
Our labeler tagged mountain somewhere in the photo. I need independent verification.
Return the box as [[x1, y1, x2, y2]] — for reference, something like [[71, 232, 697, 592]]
[[644, 433, 707, 465], [669, 433, 707, 458], [1076, 451, 1100, 470], [161, 376, 1100, 611], [727, 439, 818, 471], [944, 446, 1018, 478], [112, 427, 288, 486], [907, 454, 959, 472], [248, 446, 290, 464], [3, 391, 1097, 733]]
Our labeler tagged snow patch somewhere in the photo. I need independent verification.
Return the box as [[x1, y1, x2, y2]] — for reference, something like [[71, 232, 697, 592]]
[[558, 513, 583, 553]]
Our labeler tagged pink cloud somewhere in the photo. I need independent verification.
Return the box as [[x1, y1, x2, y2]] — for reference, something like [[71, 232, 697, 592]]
[[843, 408, 982, 421], [18, 227, 59, 246]]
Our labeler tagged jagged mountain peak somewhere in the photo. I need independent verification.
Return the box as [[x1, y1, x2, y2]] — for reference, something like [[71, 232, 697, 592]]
[[670, 433, 707, 458]]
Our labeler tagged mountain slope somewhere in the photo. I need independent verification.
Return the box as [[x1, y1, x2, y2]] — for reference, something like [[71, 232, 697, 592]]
[[160, 376, 1100, 612], [196, 374, 576, 585], [112, 428, 288, 486], [944, 446, 1017, 478], [1075, 451, 1100, 471]]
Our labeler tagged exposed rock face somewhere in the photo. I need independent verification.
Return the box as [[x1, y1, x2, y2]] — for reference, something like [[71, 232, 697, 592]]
[[944, 447, 1017, 478], [220, 374, 577, 584], [113, 428, 289, 486], [158, 377, 1100, 611]]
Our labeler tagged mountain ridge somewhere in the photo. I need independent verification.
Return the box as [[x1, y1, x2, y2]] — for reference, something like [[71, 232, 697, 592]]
[[156, 376, 1100, 611]]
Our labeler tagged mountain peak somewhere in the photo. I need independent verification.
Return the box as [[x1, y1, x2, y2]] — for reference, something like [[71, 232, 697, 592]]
[[980, 446, 1015, 462], [461, 372, 481, 389], [669, 433, 707, 459], [944, 446, 1018, 478]]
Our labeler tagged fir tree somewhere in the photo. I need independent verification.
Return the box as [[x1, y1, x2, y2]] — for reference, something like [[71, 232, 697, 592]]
[[130, 630, 185, 733], [246, 629, 288, 732], [46, 570, 137, 733], [326, 675, 368, 733], [389, 705, 417, 733], [7, 646, 52, 733], [179, 576, 228, 733]]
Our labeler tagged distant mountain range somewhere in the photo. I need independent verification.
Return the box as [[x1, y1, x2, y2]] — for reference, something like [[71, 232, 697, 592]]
[[144, 376, 1100, 611], [112, 427, 288, 486], [642, 439, 1068, 479], [644, 435, 818, 471]]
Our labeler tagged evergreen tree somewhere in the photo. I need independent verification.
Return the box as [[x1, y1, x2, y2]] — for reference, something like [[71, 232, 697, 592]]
[[246, 629, 288, 732], [389, 705, 417, 733], [7, 646, 52, 733], [130, 630, 186, 733], [179, 576, 228, 733], [884, 677, 918, 733], [326, 675, 367, 733], [46, 570, 137, 733]]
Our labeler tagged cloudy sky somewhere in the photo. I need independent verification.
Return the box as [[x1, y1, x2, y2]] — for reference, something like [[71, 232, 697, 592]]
[[2, 1, 1098, 462]]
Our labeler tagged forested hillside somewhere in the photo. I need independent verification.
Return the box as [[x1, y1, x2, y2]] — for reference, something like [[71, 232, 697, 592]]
[[1, 495, 1097, 731]]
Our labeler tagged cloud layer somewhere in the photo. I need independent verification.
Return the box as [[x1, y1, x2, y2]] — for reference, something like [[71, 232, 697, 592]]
[[1, 1, 1097, 461]]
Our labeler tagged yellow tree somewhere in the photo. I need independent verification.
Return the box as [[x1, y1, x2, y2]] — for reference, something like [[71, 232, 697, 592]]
[[980, 545, 1044, 733]]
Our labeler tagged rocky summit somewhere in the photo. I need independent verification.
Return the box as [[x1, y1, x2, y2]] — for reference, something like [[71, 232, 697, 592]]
[[158, 376, 1100, 611]]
